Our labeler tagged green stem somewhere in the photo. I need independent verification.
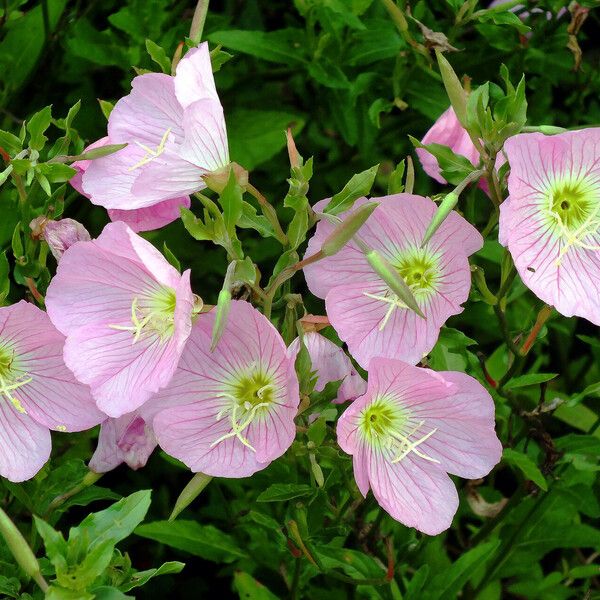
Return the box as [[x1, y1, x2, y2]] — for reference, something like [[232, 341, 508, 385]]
[[189, 0, 209, 44]]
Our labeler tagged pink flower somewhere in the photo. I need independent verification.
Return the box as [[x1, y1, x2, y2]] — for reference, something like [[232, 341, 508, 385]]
[[0, 301, 104, 482], [416, 107, 480, 185], [337, 358, 502, 535], [288, 332, 366, 403], [71, 137, 191, 232], [45, 221, 194, 418], [79, 42, 228, 219], [29, 217, 91, 260], [303, 195, 482, 368], [89, 411, 157, 473], [147, 300, 300, 478], [500, 129, 600, 324]]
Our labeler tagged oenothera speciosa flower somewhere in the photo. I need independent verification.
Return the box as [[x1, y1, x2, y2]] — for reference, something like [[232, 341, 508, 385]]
[[500, 129, 600, 324], [0, 301, 104, 482], [147, 301, 299, 478], [77, 42, 228, 230], [45, 221, 194, 417], [337, 358, 502, 535], [29, 216, 91, 260], [71, 137, 190, 232], [288, 332, 366, 403], [89, 411, 157, 473], [303, 195, 482, 368]]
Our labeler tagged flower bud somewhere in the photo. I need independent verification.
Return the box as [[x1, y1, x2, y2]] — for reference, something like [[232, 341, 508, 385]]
[[421, 192, 459, 247], [321, 202, 378, 257], [211, 289, 232, 351], [0, 508, 43, 584], [435, 49, 468, 129], [365, 249, 424, 318], [203, 163, 248, 194], [29, 217, 91, 261], [169, 472, 213, 521]]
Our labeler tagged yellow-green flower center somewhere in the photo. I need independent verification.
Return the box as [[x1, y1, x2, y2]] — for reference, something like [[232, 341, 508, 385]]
[[0, 341, 30, 414], [109, 285, 177, 342], [358, 396, 439, 465], [550, 182, 593, 230], [211, 368, 277, 452]]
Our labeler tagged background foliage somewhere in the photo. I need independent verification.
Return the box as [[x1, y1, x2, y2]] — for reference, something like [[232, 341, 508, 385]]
[[1, 0, 600, 598]]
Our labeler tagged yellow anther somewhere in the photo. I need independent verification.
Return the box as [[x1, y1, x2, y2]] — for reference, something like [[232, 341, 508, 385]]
[[56, 425, 67, 432], [128, 128, 172, 171]]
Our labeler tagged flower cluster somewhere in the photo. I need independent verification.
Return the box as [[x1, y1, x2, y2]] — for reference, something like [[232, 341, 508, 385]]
[[13, 37, 598, 540]]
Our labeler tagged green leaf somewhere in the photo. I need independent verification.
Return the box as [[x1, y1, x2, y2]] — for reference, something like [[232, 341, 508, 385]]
[[256, 483, 314, 502], [135, 521, 246, 563], [387, 159, 405, 194], [0, 130, 22, 155], [325, 164, 379, 215], [238, 202, 275, 238], [218, 171, 243, 236], [37, 163, 77, 183], [162, 242, 181, 271], [287, 208, 309, 250], [208, 29, 307, 65], [409, 136, 475, 184], [145, 39, 171, 73], [72, 490, 152, 551], [228, 109, 305, 171], [503, 372, 558, 390], [479, 9, 531, 35], [98, 100, 115, 121], [503, 448, 548, 490], [26, 105, 53, 151], [120, 561, 185, 592], [425, 540, 500, 599], [0, 251, 10, 304], [33, 518, 68, 572], [233, 572, 281, 600]]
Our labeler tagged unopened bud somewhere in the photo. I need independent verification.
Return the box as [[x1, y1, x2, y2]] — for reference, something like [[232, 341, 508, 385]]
[[286, 127, 302, 168], [169, 472, 213, 521], [421, 192, 459, 247], [211, 289, 232, 351], [29, 217, 91, 260], [203, 163, 248, 194], [0, 508, 44, 583], [321, 202, 378, 257], [365, 249, 424, 318], [309, 453, 325, 487], [435, 49, 468, 129]]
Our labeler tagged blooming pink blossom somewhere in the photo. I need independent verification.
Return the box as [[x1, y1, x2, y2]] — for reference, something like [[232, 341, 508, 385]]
[[337, 358, 502, 535], [0, 301, 104, 482], [70, 137, 191, 232], [500, 129, 600, 324], [89, 411, 157, 473], [303, 195, 482, 368], [29, 217, 91, 260], [147, 300, 299, 478], [288, 332, 366, 403], [45, 221, 194, 418], [79, 43, 229, 217]]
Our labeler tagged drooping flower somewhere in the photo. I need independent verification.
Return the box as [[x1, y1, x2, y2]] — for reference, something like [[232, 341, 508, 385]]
[[303, 195, 482, 368], [29, 216, 91, 260], [416, 107, 481, 185], [89, 411, 157, 473], [337, 357, 502, 535], [288, 331, 366, 403], [45, 221, 194, 418], [500, 129, 600, 324], [0, 301, 104, 482], [70, 137, 191, 232], [147, 300, 300, 478], [79, 42, 229, 221]]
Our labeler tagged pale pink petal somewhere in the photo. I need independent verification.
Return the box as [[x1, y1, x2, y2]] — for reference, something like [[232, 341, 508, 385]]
[[408, 371, 503, 479], [151, 301, 300, 478], [46, 222, 182, 335], [108, 73, 184, 146], [500, 130, 600, 324], [70, 136, 110, 194], [288, 332, 366, 402], [174, 43, 220, 108], [89, 412, 157, 473], [0, 301, 104, 431], [108, 197, 191, 232], [0, 401, 51, 482], [416, 107, 480, 185]]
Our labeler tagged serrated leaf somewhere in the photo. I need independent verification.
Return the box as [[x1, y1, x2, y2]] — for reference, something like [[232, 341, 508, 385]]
[[145, 39, 171, 73], [26, 106, 53, 151]]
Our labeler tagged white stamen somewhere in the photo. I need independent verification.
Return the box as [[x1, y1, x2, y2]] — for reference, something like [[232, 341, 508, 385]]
[[128, 128, 172, 171]]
